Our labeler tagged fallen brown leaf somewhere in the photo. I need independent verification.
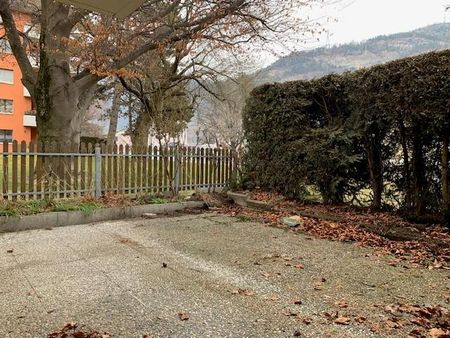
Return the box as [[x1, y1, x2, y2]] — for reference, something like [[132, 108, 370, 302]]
[[313, 284, 323, 291], [178, 311, 189, 321], [286, 310, 299, 317], [386, 318, 402, 329], [407, 329, 425, 338], [354, 316, 367, 323], [411, 316, 431, 328], [335, 317, 351, 325], [302, 317, 313, 325], [429, 328, 450, 338], [335, 300, 348, 309], [62, 321, 78, 331], [231, 288, 255, 296]]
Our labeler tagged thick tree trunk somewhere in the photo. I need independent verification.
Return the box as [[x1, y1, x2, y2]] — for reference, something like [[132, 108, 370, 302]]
[[131, 111, 152, 149], [106, 82, 122, 149], [35, 0, 98, 149], [35, 78, 96, 147]]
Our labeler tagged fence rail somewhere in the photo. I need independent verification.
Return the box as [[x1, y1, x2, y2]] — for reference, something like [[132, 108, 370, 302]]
[[1, 140, 233, 200]]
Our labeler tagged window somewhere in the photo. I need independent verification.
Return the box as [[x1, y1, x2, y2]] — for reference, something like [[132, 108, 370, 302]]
[[0, 99, 13, 114], [0, 69, 13, 84], [0, 39, 12, 54], [0, 130, 13, 143]]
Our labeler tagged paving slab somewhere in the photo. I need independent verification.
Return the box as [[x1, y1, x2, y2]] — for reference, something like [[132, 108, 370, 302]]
[[0, 213, 447, 337]]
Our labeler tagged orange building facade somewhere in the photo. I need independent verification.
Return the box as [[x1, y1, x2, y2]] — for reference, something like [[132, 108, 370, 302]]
[[0, 11, 36, 146]]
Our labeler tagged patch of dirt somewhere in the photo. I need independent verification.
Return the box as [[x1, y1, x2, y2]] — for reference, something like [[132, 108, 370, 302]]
[[193, 192, 233, 207]]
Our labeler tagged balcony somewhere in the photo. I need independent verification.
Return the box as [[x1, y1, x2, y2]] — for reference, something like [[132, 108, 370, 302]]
[[23, 86, 31, 97], [23, 110, 37, 127]]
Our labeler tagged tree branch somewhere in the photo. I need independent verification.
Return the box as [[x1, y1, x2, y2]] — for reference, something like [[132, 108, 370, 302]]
[[0, 0, 36, 89]]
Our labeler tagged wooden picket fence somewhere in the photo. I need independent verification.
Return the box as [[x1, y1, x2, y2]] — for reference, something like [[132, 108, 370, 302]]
[[0, 140, 233, 200]]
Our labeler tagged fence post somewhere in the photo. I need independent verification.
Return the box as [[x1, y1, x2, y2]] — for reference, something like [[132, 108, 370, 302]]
[[95, 143, 102, 198], [174, 147, 181, 194]]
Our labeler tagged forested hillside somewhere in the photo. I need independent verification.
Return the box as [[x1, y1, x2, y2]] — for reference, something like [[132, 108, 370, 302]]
[[258, 23, 450, 83]]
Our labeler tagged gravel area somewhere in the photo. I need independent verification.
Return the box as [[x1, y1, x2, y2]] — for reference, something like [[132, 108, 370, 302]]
[[0, 213, 448, 337]]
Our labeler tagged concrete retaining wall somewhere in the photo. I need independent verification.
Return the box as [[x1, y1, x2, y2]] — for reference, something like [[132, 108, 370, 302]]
[[0, 201, 206, 233]]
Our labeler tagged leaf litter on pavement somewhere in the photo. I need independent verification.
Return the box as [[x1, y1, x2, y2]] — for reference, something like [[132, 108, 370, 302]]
[[207, 191, 450, 336], [215, 190, 450, 270]]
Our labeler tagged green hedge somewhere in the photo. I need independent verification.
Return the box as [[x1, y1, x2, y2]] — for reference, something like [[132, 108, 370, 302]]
[[243, 50, 450, 221]]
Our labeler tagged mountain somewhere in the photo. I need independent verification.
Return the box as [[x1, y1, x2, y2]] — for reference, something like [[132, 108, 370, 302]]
[[258, 23, 450, 84]]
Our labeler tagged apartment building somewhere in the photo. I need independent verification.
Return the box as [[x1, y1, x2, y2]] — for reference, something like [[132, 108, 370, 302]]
[[0, 10, 36, 146]]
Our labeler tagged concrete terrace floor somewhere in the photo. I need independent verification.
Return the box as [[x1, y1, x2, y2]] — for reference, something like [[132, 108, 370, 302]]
[[0, 213, 448, 338]]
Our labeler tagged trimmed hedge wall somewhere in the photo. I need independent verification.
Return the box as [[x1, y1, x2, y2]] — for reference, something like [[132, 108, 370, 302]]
[[243, 50, 450, 221]]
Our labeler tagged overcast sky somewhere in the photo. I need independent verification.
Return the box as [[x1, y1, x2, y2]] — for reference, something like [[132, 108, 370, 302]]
[[317, 0, 448, 46]]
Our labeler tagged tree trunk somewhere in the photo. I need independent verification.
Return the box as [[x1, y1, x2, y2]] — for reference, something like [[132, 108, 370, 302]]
[[442, 132, 450, 225], [35, 0, 98, 149], [397, 117, 411, 210], [365, 134, 383, 210], [36, 77, 95, 147], [131, 111, 152, 149], [106, 82, 122, 149], [411, 124, 426, 217]]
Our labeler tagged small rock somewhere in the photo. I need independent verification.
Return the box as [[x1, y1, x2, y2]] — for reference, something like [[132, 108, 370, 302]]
[[6, 249, 13, 254], [281, 216, 303, 228], [162, 263, 168, 268], [293, 330, 302, 337]]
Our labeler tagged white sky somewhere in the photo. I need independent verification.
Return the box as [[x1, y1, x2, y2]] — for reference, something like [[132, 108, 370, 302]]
[[316, 0, 448, 46]]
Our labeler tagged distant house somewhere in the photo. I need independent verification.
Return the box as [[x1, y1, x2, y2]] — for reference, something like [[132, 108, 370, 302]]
[[114, 129, 192, 148]]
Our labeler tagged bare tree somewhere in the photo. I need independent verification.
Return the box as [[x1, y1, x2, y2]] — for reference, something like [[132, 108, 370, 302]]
[[197, 73, 256, 182], [0, 0, 326, 147]]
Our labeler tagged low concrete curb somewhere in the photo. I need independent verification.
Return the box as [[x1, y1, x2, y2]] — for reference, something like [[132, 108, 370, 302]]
[[246, 199, 275, 211], [226, 191, 249, 207], [226, 191, 275, 211], [0, 201, 206, 233]]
